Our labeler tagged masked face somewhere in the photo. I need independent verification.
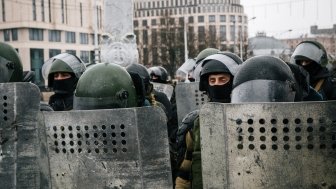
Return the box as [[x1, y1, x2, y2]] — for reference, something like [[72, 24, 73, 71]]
[[207, 73, 232, 103], [52, 72, 77, 94]]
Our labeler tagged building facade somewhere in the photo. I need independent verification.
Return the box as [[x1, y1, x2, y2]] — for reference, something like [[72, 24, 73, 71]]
[[0, 0, 103, 88], [133, 0, 248, 75]]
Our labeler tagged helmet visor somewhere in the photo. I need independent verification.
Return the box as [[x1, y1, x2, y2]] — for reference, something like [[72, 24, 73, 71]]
[[177, 59, 196, 75], [0, 56, 14, 83], [231, 80, 296, 103], [42, 53, 85, 80], [291, 43, 324, 64]]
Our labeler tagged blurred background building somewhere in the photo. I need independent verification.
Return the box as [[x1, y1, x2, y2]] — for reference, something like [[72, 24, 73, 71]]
[[0, 0, 104, 88], [133, 0, 248, 76], [1, 0, 334, 87]]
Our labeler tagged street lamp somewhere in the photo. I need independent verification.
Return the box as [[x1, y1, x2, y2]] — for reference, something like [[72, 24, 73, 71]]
[[240, 16, 256, 59]]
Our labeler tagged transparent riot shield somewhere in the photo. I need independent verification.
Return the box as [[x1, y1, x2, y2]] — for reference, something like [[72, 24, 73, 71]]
[[200, 101, 336, 189], [0, 83, 50, 189], [40, 107, 172, 188], [152, 82, 174, 100], [175, 82, 209, 124]]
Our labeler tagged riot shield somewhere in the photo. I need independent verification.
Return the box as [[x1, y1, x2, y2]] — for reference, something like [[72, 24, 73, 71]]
[[40, 106, 172, 188], [0, 83, 50, 188], [200, 101, 336, 189], [175, 82, 209, 124], [152, 82, 174, 100]]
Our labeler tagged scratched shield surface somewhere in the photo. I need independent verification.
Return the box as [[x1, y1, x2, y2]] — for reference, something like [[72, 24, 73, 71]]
[[200, 101, 336, 189], [175, 82, 209, 125], [0, 83, 50, 189], [42, 106, 172, 189], [152, 82, 174, 100]]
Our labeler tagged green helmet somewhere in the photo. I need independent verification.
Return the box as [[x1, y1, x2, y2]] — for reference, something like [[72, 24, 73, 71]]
[[0, 42, 23, 82], [42, 53, 86, 88], [195, 48, 220, 64], [291, 40, 328, 67], [73, 63, 137, 110]]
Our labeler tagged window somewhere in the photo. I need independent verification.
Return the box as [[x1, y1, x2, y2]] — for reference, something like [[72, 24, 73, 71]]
[[198, 26, 205, 42], [80, 51, 90, 63], [179, 17, 184, 25], [142, 20, 147, 27], [160, 18, 165, 25], [4, 29, 10, 41], [48, 0, 51, 22], [220, 15, 226, 22], [220, 25, 226, 41], [32, 0, 36, 21], [66, 31, 76, 43], [143, 48, 148, 65], [198, 16, 204, 23], [49, 30, 61, 42], [143, 30, 148, 44], [29, 28, 44, 41], [80, 3, 83, 26], [66, 50, 76, 55], [134, 20, 139, 27], [2, 0, 5, 22], [188, 16, 194, 23], [169, 18, 175, 25], [238, 16, 242, 23], [61, 0, 64, 23], [49, 49, 61, 58], [152, 29, 157, 44], [151, 19, 156, 26], [209, 25, 216, 41], [230, 26, 235, 41], [41, 0, 45, 22], [30, 49, 44, 87], [80, 33, 89, 44], [12, 29, 18, 41], [230, 15, 235, 22], [209, 15, 215, 22]]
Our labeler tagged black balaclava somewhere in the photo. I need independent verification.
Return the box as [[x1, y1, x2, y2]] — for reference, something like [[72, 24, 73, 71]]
[[52, 75, 78, 94], [207, 76, 232, 103], [300, 61, 321, 78]]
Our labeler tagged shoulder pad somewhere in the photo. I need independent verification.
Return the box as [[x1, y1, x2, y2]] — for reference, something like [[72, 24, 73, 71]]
[[182, 110, 199, 124]]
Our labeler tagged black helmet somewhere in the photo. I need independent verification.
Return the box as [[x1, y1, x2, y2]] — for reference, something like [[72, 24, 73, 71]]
[[148, 66, 169, 83], [232, 56, 296, 102], [199, 53, 241, 103], [0, 42, 23, 82], [73, 63, 137, 110], [126, 63, 152, 106], [126, 63, 151, 92], [291, 40, 328, 67], [199, 53, 241, 91]]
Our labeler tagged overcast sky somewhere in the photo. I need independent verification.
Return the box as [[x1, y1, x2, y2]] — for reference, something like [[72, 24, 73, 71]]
[[240, 0, 336, 38]]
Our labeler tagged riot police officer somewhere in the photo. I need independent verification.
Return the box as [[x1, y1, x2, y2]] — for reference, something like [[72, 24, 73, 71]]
[[291, 40, 336, 100], [148, 66, 170, 84], [73, 63, 137, 110], [43, 53, 86, 111], [175, 52, 241, 189], [231, 56, 296, 103], [0, 42, 53, 111]]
